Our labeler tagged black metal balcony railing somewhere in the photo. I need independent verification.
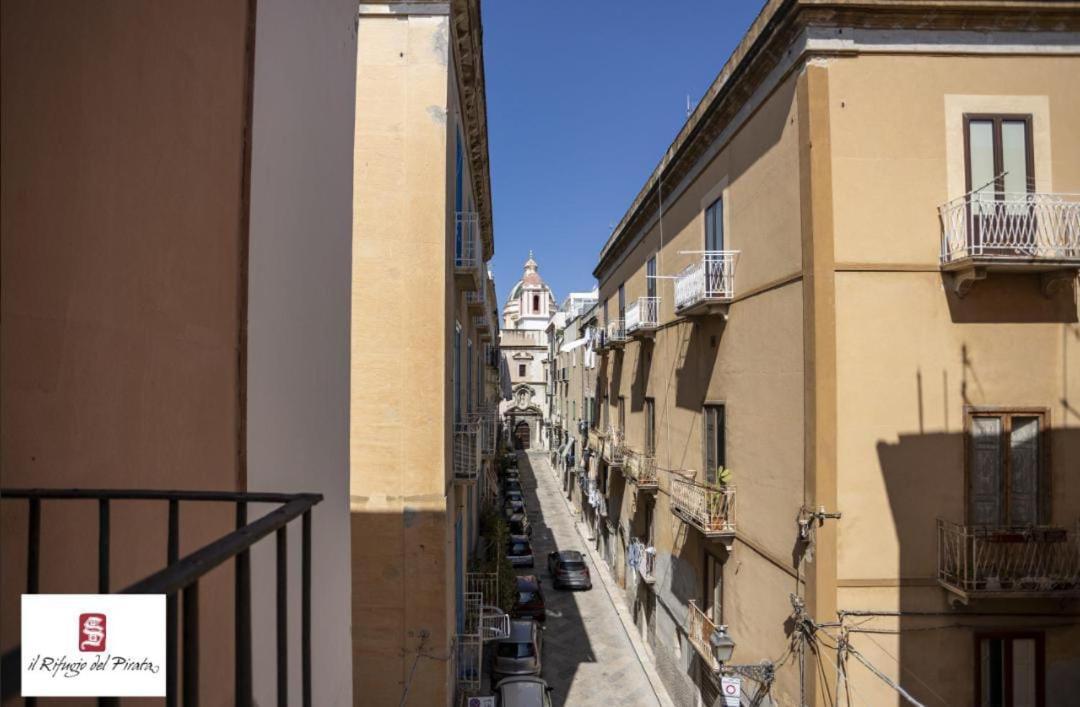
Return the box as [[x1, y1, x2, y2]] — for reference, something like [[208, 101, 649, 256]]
[[0, 488, 322, 707], [937, 518, 1080, 600]]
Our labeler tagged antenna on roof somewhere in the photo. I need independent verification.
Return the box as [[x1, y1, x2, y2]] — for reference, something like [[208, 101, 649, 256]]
[[686, 93, 695, 117]]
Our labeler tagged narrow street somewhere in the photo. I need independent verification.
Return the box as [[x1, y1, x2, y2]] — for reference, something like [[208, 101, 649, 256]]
[[515, 450, 664, 707]]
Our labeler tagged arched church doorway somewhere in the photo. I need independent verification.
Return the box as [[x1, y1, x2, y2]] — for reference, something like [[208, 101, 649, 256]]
[[514, 421, 531, 450]]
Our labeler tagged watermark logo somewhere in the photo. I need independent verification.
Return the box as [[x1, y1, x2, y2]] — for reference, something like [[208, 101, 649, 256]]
[[79, 613, 107, 652], [22, 595, 165, 697]]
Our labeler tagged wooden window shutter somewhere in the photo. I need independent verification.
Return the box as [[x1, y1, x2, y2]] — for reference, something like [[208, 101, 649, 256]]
[[969, 416, 1003, 525]]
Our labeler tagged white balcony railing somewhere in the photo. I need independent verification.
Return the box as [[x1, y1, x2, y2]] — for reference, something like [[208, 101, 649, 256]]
[[454, 212, 482, 285], [605, 319, 627, 346], [604, 427, 625, 466], [625, 297, 660, 333], [670, 478, 735, 538], [687, 600, 720, 673], [939, 192, 1080, 266], [674, 251, 739, 314], [453, 422, 480, 481], [937, 519, 1080, 599], [469, 409, 498, 456], [454, 632, 482, 691], [466, 571, 497, 606], [624, 450, 657, 489], [473, 314, 489, 333], [465, 288, 486, 310]]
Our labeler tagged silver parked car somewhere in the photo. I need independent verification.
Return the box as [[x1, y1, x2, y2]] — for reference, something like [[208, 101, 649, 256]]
[[507, 535, 534, 568], [492, 619, 543, 683], [493, 676, 553, 707]]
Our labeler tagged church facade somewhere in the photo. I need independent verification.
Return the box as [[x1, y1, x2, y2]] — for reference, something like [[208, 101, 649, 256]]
[[499, 254, 556, 450]]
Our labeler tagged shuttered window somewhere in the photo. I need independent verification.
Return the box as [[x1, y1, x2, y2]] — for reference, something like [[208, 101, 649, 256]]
[[968, 411, 1045, 527], [704, 405, 725, 485], [645, 398, 656, 455]]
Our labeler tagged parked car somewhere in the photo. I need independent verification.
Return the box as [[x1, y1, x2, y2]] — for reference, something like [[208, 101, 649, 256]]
[[508, 512, 532, 537], [504, 489, 524, 505], [492, 619, 543, 683], [512, 575, 546, 622], [503, 467, 520, 480], [503, 498, 526, 519], [507, 535, 534, 567], [547, 550, 592, 590], [504, 479, 523, 494], [494, 676, 553, 707]]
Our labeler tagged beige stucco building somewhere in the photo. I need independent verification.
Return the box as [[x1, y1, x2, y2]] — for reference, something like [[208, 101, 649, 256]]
[[583, 2, 1080, 706], [2, 0, 359, 703], [350, 1, 504, 704]]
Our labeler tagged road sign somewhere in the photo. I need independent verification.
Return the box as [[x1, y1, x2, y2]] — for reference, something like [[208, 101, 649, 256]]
[[721, 675, 741, 706]]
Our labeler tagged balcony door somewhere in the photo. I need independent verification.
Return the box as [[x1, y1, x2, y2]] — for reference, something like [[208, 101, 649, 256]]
[[964, 115, 1034, 253], [977, 633, 1044, 707], [704, 551, 723, 625], [967, 410, 1046, 527], [705, 197, 723, 251]]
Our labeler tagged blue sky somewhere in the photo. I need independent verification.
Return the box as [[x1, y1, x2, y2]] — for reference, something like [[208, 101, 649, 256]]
[[484, 0, 764, 305]]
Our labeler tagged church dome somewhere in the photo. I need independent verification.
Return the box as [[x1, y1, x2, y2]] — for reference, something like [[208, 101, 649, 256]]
[[502, 252, 557, 331]]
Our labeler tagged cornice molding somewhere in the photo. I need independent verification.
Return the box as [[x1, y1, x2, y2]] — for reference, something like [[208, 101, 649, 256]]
[[451, 0, 495, 262], [593, 0, 1080, 281]]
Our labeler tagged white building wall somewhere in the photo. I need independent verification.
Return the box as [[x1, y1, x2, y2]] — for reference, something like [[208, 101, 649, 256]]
[[246, 1, 357, 704]]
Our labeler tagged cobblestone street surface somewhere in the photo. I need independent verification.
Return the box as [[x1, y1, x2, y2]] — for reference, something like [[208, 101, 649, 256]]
[[515, 450, 668, 707]]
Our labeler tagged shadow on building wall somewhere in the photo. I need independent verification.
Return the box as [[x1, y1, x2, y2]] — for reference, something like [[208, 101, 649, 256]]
[[875, 427, 1080, 706]]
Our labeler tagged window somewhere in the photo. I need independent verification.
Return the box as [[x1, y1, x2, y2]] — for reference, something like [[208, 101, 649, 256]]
[[603, 300, 609, 327], [967, 410, 1046, 527], [644, 499, 654, 546], [704, 404, 726, 484], [618, 285, 625, 321], [617, 396, 626, 435], [705, 197, 723, 251], [704, 552, 724, 625], [518, 364, 527, 378], [976, 633, 1043, 707], [645, 398, 656, 455], [453, 324, 461, 422], [467, 340, 473, 413], [647, 256, 657, 300], [965, 115, 1034, 197], [454, 133, 464, 259], [532, 294, 540, 313]]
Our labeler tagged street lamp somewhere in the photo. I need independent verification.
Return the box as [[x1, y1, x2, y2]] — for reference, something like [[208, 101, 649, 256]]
[[709, 624, 736, 665]]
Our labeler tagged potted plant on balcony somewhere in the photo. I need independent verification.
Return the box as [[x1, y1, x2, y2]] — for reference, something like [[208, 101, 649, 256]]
[[704, 467, 732, 532]]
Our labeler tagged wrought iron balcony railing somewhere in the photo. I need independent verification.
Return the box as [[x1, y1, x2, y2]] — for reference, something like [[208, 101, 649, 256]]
[[453, 422, 481, 482], [605, 319, 627, 348], [465, 288, 486, 312], [624, 449, 658, 490], [674, 251, 739, 316], [0, 488, 321, 706], [625, 297, 660, 335], [936, 519, 1080, 600], [473, 315, 490, 338], [454, 212, 482, 291], [468, 409, 499, 457], [670, 478, 735, 540], [687, 600, 720, 673], [603, 427, 625, 467], [939, 192, 1080, 268]]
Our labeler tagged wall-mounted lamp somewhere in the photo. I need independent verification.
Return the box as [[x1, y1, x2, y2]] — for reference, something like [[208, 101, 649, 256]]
[[709, 624, 736, 665]]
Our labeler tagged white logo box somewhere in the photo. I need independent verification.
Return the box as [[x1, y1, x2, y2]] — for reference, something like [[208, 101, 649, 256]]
[[22, 594, 166, 697]]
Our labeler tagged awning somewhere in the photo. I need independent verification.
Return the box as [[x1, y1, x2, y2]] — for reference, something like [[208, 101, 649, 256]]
[[559, 338, 588, 354]]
